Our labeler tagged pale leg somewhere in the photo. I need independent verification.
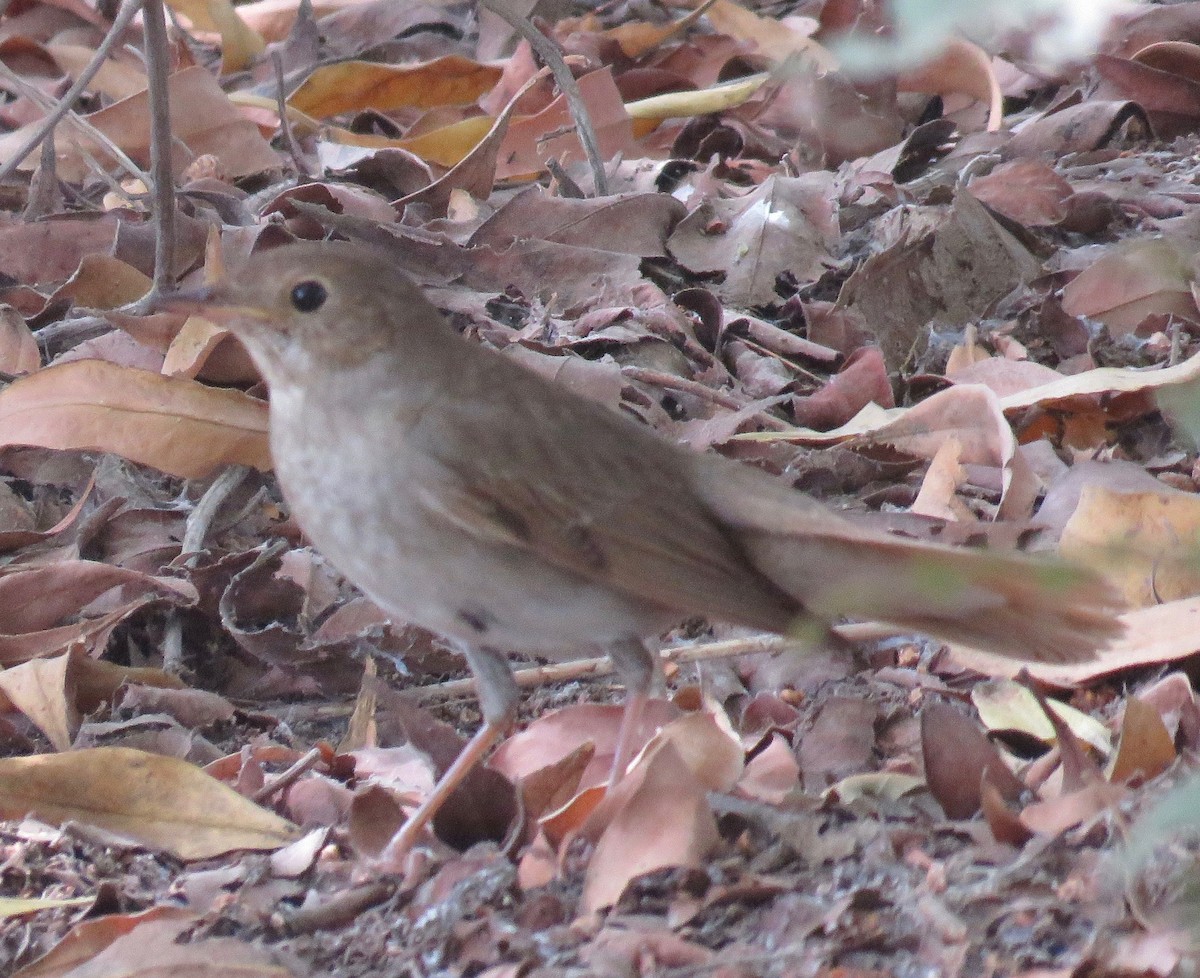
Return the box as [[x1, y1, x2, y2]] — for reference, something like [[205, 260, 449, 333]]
[[605, 637, 659, 788], [381, 645, 519, 862]]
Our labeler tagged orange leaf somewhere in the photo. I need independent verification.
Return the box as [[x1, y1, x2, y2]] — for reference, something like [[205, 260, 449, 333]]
[[580, 740, 718, 914], [289, 56, 502, 119], [0, 360, 270, 479]]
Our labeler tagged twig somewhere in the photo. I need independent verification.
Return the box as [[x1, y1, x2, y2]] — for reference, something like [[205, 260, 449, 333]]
[[21, 132, 59, 220], [181, 464, 252, 560], [411, 634, 803, 702], [252, 746, 324, 804], [141, 0, 176, 297], [479, 0, 609, 196], [0, 0, 143, 185], [271, 50, 310, 179], [163, 464, 254, 675], [279, 881, 396, 934], [0, 61, 150, 187], [620, 365, 794, 431]]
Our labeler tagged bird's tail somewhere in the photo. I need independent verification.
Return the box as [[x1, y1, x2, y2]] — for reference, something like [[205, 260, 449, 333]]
[[694, 459, 1123, 663], [740, 531, 1123, 663]]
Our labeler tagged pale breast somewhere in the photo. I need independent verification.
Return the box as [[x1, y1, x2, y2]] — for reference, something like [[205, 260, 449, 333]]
[[269, 392, 665, 656]]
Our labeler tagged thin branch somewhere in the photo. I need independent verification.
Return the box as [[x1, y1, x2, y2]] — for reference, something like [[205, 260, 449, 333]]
[[411, 634, 802, 702], [479, 0, 609, 196], [0, 0, 143, 185], [271, 50, 310, 179], [0, 61, 150, 186], [140, 0, 175, 297]]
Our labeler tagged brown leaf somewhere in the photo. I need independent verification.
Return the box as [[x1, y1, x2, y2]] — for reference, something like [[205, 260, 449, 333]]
[[0, 747, 298, 858], [1060, 484, 1200, 607], [288, 55, 502, 119], [1109, 697, 1176, 784], [580, 740, 719, 914], [496, 68, 636, 181], [50, 253, 152, 310], [0, 651, 78, 750], [0, 66, 278, 180], [968, 160, 1073, 227], [1061, 239, 1197, 336], [736, 732, 799, 803], [979, 774, 1032, 846], [0, 360, 270, 479], [798, 696, 877, 792], [839, 189, 1040, 371], [490, 701, 680, 792], [0, 306, 39, 374], [669, 172, 838, 308], [471, 188, 685, 257], [921, 703, 1024, 819], [41, 916, 296, 976], [12, 906, 197, 978]]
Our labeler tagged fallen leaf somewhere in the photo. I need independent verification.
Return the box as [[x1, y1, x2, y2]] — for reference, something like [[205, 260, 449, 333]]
[[288, 56, 502, 119], [921, 703, 1024, 819], [1061, 239, 1197, 335], [1108, 697, 1176, 784], [0, 747, 298, 858], [0, 359, 269, 479], [1060, 484, 1200, 607], [12, 906, 196, 978], [972, 679, 1112, 755], [165, 0, 265, 72], [0, 651, 78, 750], [581, 740, 718, 915], [669, 172, 838, 307]]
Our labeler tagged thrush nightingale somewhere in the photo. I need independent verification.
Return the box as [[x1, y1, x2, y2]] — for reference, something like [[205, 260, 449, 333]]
[[160, 241, 1122, 861]]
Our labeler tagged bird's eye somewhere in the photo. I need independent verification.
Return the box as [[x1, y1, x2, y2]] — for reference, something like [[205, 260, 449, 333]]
[[290, 280, 327, 313]]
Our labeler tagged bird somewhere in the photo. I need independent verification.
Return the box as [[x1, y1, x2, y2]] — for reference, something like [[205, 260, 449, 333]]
[[158, 240, 1122, 861]]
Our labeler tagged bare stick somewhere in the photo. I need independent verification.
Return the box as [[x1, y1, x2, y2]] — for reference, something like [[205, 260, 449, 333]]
[[181, 464, 253, 559], [164, 464, 253, 674], [0, 63, 150, 186], [280, 881, 396, 934], [252, 746, 324, 803], [0, 0, 142, 185], [411, 633, 802, 702], [271, 50, 310, 179], [141, 0, 176, 297], [479, 0, 609, 196], [621, 365, 794, 431]]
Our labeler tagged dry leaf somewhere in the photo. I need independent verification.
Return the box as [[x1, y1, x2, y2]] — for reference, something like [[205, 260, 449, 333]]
[[0, 651, 79, 750], [1108, 697, 1176, 784], [581, 740, 718, 914], [0, 359, 269, 478], [0, 747, 298, 858], [289, 56, 502, 119]]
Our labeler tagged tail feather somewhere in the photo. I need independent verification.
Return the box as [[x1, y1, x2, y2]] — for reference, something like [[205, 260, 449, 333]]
[[693, 455, 1124, 663], [740, 533, 1123, 663]]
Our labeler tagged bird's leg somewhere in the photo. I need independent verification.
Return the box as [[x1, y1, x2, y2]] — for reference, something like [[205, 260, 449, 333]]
[[380, 645, 518, 863], [606, 637, 660, 789]]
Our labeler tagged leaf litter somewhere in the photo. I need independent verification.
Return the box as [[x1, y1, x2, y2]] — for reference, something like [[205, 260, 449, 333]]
[[4, 0, 1200, 975]]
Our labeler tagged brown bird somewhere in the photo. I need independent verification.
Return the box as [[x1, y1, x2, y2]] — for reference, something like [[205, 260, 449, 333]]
[[161, 241, 1121, 861]]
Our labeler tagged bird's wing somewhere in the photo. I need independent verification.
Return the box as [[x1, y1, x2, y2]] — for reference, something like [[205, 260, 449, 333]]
[[410, 392, 797, 633]]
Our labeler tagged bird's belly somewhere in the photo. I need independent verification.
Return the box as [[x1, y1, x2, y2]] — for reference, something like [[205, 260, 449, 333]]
[[279, 457, 661, 657]]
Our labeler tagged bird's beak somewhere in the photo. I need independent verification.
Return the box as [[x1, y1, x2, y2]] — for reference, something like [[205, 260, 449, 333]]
[[150, 284, 220, 317], [150, 285, 273, 326]]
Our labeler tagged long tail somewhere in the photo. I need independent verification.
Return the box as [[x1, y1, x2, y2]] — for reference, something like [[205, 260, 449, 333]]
[[740, 532, 1123, 663], [695, 459, 1124, 663]]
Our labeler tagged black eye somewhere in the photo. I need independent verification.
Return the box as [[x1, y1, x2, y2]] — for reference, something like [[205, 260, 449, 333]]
[[290, 280, 327, 312]]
